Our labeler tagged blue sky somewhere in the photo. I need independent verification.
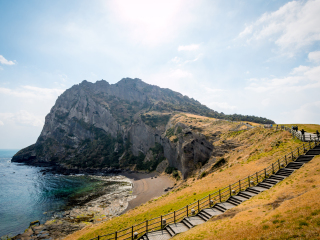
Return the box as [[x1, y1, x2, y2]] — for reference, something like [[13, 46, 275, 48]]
[[1, 0, 320, 149]]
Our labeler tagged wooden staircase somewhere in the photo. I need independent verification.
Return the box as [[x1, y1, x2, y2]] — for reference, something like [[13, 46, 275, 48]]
[[140, 144, 320, 240]]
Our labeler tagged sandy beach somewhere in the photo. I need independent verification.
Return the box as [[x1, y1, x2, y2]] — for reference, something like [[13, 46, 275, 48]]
[[121, 172, 174, 211]]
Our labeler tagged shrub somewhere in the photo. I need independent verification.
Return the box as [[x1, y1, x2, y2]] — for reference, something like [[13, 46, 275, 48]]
[[200, 171, 207, 179], [172, 170, 180, 180], [212, 158, 226, 170], [298, 221, 309, 227], [165, 166, 176, 174]]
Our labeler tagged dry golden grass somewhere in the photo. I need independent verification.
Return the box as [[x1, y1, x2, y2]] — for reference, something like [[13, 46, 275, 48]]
[[281, 124, 320, 133], [65, 121, 305, 240], [173, 155, 320, 240], [170, 113, 236, 140]]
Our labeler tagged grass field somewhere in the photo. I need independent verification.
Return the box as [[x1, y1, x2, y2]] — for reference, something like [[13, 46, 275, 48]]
[[173, 155, 320, 240], [280, 124, 320, 133], [65, 120, 308, 240]]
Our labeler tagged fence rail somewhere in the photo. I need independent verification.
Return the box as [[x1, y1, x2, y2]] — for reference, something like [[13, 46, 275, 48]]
[[90, 139, 319, 240], [264, 124, 320, 142]]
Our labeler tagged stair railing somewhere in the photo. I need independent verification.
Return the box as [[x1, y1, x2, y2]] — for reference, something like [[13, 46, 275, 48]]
[[89, 140, 319, 240]]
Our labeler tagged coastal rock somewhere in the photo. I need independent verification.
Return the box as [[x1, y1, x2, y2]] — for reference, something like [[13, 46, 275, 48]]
[[12, 78, 271, 178], [156, 159, 169, 173]]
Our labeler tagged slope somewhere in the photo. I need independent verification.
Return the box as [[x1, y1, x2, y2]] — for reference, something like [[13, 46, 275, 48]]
[[173, 155, 320, 240], [64, 122, 304, 240]]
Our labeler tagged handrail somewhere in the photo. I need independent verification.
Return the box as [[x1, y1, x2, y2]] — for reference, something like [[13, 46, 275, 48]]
[[269, 125, 320, 142], [89, 138, 319, 240]]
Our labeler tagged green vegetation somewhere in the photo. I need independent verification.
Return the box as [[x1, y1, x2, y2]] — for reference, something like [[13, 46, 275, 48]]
[[211, 158, 226, 170], [200, 171, 207, 179], [141, 113, 171, 128], [165, 166, 181, 180], [166, 127, 175, 138], [120, 143, 165, 171]]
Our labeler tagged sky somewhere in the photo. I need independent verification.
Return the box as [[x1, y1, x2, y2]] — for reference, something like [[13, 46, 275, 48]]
[[1, 0, 320, 149]]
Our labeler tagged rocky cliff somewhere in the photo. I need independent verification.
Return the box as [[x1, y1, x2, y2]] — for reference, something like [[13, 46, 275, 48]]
[[12, 78, 273, 178]]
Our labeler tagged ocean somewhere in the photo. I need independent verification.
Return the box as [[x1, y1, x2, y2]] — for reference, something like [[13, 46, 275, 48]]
[[0, 150, 127, 237]]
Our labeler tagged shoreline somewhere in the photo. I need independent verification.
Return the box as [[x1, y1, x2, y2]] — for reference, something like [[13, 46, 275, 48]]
[[122, 172, 174, 212], [12, 171, 174, 240]]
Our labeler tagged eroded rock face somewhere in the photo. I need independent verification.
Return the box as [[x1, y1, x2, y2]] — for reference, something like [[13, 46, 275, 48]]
[[12, 78, 218, 178], [160, 127, 213, 178]]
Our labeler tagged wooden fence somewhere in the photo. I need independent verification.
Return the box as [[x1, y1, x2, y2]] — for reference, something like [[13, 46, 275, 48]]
[[89, 140, 320, 240]]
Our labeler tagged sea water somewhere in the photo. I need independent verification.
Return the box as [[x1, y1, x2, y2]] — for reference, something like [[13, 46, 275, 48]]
[[0, 150, 123, 237]]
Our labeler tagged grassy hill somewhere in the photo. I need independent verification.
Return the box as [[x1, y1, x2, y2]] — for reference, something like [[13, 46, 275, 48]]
[[280, 124, 320, 133], [64, 119, 319, 240], [174, 155, 320, 240]]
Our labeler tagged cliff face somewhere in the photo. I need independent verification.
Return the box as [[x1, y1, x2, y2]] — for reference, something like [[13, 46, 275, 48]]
[[11, 78, 269, 178]]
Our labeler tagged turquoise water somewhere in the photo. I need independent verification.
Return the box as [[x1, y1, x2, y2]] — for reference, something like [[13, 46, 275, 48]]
[[0, 150, 119, 237]]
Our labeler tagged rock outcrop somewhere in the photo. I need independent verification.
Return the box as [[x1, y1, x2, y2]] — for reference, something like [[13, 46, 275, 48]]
[[12, 78, 270, 178]]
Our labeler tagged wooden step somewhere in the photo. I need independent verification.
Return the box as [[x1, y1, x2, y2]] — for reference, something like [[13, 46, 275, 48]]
[[184, 216, 205, 226], [200, 210, 212, 219], [257, 183, 273, 189], [182, 218, 194, 228], [213, 204, 226, 212], [166, 225, 175, 237], [146, 229, 171, 240], [197, 212, 210, 221], [232, 195, 248, 202]]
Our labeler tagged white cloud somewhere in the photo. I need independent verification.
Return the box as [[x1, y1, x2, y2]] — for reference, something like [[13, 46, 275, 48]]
[[289, 101, 320, 123], [178, 44, 200, 51], [0, 55, 15, 65], [170, 57, 181, 63], [0, 111, 44, 127], [0, 86, 64, 100], [261, 98, 270, 107], [291, 65, 310, 74], [202, 86, 223, 94], [246, 64, 320, 93], [169, 69, 193, 79], [308, 51, 320, 63], [239, 0, 320, 51], [0, 120, 4, 126]]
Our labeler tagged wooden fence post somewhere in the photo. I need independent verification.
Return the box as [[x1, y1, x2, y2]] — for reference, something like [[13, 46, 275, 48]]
[[256, 172, 258, 183], [272, 163, 274, 174], [219, 189, 221, 202], [187, 205, 189, 217], [285, 155, 287, 165], [264, 168, 267, 178], [132, 226, 134, 239], [248, 176, 250, 187], [146, 220, 148, 233], [239, 180, 241, 191], [115, 231, 117, 240], [161, 215, 163, 229], [198, 200, 200, 213], [278, 159, 280, 170]]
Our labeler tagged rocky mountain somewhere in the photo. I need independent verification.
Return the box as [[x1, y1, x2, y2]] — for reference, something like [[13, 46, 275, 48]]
[[12, 78, 274, 178]]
